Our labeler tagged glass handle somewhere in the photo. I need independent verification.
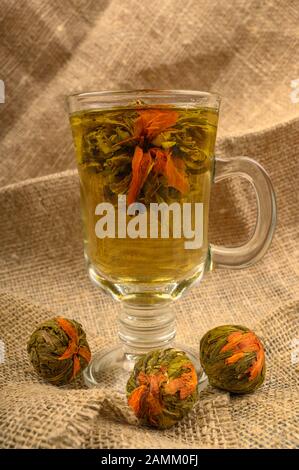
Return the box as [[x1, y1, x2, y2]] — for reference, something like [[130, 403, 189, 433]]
[[211, 156, 277, 268]]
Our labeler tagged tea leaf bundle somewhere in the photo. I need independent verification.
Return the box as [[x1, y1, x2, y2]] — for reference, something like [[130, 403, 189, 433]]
[[200, 325, 266, 394], [27, 317, 91, 385], [127, 348, 198, 429]]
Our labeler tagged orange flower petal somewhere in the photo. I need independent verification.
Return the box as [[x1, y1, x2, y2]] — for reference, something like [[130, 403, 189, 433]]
[[152, 148, 189, 195], [55, 317, 79, 361], [72, 354, 81, 379], [135, 109, 178, 140], [220, 331, 244, 353], [247, 343, 265, 380], [58, 341, 78, 361], [56, 317, 78, 343], [225, 351, 245, 365], [128, 385, 148, 416], [127, 146, 153, 204], [78, 346, 91, 363]]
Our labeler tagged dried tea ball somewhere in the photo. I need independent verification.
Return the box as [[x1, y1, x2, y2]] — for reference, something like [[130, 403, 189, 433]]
[[126, 348, 198, 429], [27, 317, 91, 385], [200, 325, 265, 394]]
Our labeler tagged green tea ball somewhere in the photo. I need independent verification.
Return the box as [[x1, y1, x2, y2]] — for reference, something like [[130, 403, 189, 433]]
[[200, 325, 265, 394], [27, 317, 91, 385], [127, 348, 198, 429]]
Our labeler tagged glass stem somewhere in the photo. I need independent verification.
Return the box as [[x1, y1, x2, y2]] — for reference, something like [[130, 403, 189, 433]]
[[118, 304, 176, 354]]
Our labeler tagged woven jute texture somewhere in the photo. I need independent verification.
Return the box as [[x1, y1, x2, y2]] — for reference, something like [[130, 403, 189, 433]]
[[0, 0, 299, 449]]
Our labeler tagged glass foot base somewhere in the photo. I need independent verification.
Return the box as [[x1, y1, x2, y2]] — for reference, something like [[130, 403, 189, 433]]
[[83, 344, 208, 395]]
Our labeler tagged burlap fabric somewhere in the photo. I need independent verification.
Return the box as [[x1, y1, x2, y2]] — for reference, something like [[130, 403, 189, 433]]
[[0, 0, 298, 449]]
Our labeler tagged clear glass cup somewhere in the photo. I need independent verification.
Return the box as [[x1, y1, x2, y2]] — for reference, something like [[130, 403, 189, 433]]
[[67, 89, 276, 390]]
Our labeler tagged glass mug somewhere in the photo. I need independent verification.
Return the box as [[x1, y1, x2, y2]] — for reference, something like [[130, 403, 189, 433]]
[[67, 90, 276, 389]]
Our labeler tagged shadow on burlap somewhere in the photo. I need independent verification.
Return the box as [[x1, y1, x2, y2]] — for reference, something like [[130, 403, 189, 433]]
[[0, 0, 299, 449]]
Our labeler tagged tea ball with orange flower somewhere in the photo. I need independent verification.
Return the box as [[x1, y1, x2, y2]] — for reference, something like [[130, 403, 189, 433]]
[[200, 325, 265, 394], [126, 348, 198, 429], [27, 317, 91, 385]]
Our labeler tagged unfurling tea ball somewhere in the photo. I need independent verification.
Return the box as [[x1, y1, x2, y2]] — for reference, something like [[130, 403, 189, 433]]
[[27, 317, 91, 385], [200, 325, 265, 394], [126, 348, 198, 429]]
